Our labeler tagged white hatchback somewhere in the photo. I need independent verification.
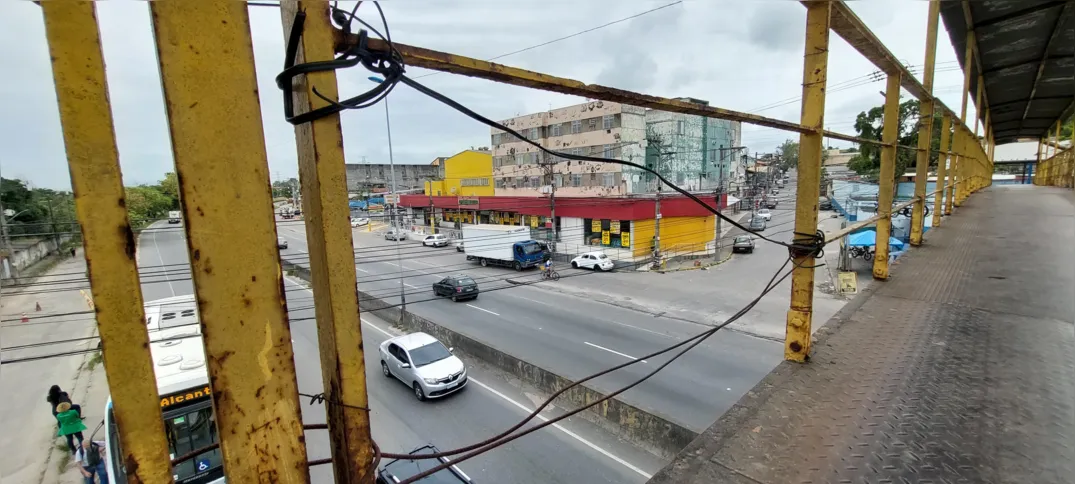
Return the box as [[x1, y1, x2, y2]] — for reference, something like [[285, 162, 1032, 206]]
[[756, 208, 773, 221], [422, 234, 449, 247], [571, 251, 614, 271]]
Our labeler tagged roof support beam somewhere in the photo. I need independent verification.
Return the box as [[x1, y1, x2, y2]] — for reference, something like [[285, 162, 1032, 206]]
[[1020, 1, 1073, 137], [971, 0, 1067, 29], [961, 1, 991, 132]]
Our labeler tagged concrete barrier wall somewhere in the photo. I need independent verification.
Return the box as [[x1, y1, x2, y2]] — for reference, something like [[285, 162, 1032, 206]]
[[282, 260, 698, 458]]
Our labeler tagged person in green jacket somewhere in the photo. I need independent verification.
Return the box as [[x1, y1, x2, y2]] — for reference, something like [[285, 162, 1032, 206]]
[[56, 402, 86, 455]]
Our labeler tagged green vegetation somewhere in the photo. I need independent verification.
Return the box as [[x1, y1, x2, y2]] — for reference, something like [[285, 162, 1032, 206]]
[[87, 350, 103, 371], [846, 99, 944, 183]]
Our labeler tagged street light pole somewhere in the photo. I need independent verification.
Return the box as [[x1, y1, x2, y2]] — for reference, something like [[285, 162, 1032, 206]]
[[369, 76, 406, 314]]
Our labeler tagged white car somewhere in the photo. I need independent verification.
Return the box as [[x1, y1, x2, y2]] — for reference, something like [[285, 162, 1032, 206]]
[[350, 217, 369, 227], [379, 332, 467, 401], [422, 234, 449, 247], [756, 208, 773, 221], [571, 251, 614, 271], [277, 237, 288, 249]]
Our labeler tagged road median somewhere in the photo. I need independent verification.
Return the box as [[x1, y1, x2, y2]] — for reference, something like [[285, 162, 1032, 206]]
[[282, 260, 698, 459]]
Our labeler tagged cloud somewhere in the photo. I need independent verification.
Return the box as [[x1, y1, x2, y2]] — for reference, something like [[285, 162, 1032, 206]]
[[1, 0, 942, 190]]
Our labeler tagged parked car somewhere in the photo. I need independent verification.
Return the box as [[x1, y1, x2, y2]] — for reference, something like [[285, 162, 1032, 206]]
[[422, 233, 449, 247], [819, 197, 833, 210], [570, 251, 614, 271], [379, 332, 467, 401], [765, 199, 778, 209], [859, 201, 879, 211], [384, 228, 407, 241], [749, 217, 767, 231], [455, 241, 464, 252], [756, 208, 773, 221], [433, 275, 479, 302], [277, 237, 288, 249], [732, 235, 755, 253], [376, 444, 473, 484], [350, 217, 369, 227]]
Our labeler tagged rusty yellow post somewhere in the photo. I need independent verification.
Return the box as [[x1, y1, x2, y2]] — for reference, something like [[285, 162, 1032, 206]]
[[950, 32, 974, 212], [784, 1, 830, 363], [149, 2, 309, 482], [982, 110, 991, 188], [1035, 139, 1043, 184], [40, 4, 173, 482], [872, 73, 901, 280], [932, 113, 951, 228], [910, 0, 939, 246], [968, 79, 984, 197], [279, 1, 375, 481]]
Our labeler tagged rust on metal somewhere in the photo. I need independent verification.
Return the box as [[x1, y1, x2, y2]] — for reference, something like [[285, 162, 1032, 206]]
[[280, 1, 375, 481], [149, 1, 309, 482], [40, 2, 173, 482], [335, 34, 812, 135]]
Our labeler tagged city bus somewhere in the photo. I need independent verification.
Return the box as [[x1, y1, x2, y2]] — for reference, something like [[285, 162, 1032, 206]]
[[104, 295, 224, 484]]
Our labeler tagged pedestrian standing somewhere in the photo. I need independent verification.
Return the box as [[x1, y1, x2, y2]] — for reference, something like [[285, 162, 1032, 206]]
[[79, 439, 109, 484], [47, 385, 81, 418], [55, 402, 87, 456], [70, 247, 77, 258]]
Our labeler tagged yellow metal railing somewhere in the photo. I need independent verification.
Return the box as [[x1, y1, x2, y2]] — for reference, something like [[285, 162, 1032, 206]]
[[33, 0, 1044, 482]]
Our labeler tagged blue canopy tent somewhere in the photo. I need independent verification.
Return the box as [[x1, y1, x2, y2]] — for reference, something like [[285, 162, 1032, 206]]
[[847, 229, 905, 249]]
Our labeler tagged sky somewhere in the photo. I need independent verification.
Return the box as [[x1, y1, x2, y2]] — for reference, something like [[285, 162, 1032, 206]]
[[0, 0, 1041, 190]]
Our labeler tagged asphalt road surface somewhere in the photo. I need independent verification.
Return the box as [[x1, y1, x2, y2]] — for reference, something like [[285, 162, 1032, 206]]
[[276, 220, 783, 433], [136, 222, 660, 483]]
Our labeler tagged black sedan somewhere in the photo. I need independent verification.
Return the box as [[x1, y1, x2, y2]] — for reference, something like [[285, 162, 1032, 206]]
[[433, 275, 479, 302], [732, 235, 755, 253]]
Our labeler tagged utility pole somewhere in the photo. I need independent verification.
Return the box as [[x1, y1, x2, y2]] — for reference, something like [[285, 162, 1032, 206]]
[[652, 184, 662, 270], [428, 190, 436, 235]]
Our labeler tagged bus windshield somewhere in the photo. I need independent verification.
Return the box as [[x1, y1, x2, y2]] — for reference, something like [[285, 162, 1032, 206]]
[[164, 403, 223, 484]]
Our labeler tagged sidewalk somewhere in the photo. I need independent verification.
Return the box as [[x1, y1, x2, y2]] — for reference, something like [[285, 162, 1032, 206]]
[[0, 251, 112, 484], [648, 184, 1075, 483]]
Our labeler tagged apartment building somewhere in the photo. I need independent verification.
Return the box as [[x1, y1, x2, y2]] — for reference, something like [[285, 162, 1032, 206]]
[[491, 101, 647, 197], [491, 100, 741, 197]]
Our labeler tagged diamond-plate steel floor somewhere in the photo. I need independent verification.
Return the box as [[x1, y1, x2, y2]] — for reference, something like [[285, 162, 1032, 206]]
[[648, 185, 1075, 484]]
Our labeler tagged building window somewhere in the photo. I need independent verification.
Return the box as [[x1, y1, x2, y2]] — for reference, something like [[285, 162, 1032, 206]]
[[515, 154, 526, 165], [589, 173, 597, 185], [530, 127, 540, 140], [554, 174, 563, 187], [514, 177, 523, 188], [603, 173, 615, 187], [571, 120, 581, 134], [571, 174, 582, 187], [602, 144, 612, 158], [551, 124, 561, 137], [530, 152, 539, 164], [602, 115, 614, 130], [461, 178, 490, 187], [676, 120, 685, 135], [495, 178, 506, 188], [588, 118, 597, 130], [571, 147, 583, 157]]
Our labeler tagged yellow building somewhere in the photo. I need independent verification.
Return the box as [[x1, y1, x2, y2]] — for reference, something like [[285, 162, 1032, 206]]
[[424, 150, 493, 197]]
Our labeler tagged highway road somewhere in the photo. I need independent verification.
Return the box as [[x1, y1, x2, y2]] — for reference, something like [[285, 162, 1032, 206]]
[[276, 220, 784, 433], [136, 222, 661, 483]]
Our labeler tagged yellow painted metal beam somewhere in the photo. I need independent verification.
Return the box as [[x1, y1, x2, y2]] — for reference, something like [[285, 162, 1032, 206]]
[[932, 114, 951, 228], [339, 36, 811, 135], [785, 1, 830, 363], [969, 79, 983, 196], [40, 3, 173, 482], [910, 0, 939, 246], [1035, 139, 1043, 185], [149, 2, 309, 482], [950, 29, 974, 212], [279, 1, 374, 481], [872, 73, 902, 281]]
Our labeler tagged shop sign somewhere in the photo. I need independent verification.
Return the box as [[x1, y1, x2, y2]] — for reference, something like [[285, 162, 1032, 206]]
[[601, 231, 610, 245], [530, 216, 539, 228], [611, 220, 620, 234], [621, 232, 630, 247], [591, 219, 602, 232], [458, 196, 479, 208]]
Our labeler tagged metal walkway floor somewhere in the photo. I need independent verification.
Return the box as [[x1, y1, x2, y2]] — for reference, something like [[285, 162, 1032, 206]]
[[649, 185, 1075, 484]]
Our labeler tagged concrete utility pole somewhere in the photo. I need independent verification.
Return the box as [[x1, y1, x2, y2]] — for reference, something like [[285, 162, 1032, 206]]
[[652, 184, 662, 270]]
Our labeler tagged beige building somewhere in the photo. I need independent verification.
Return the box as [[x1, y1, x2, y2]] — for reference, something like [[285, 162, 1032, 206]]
[[491, 101, 648, 197]]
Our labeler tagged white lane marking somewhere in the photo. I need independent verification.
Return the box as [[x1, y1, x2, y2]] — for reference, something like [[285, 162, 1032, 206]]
[[355, 267, 369, 273], [466, 304, 499, 316], [584, 342, 647, 364], [412, 260, 440, 267], [403, 283, 419, 289], [150, 230, 177, 297], [467, 378, 653, 479], [355, 313, 650, 478]]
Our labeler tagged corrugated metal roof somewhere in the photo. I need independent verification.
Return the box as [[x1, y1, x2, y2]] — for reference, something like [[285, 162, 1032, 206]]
[[939, 1, 1074, 145]]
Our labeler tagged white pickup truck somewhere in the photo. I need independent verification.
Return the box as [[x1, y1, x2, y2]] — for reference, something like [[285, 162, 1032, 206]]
[[167, 210, 181, 224]]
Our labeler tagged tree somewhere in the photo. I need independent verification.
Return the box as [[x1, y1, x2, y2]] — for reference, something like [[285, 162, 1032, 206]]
[[846, 99, 944, 183], [158, 172, 180, 208], [125, 185, 174, 227], [777, 139, 799, 171]]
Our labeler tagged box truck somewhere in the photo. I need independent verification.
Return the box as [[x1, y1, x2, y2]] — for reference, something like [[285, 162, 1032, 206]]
[[462, 224, 546, 271], [167, 210, 181, 224]]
